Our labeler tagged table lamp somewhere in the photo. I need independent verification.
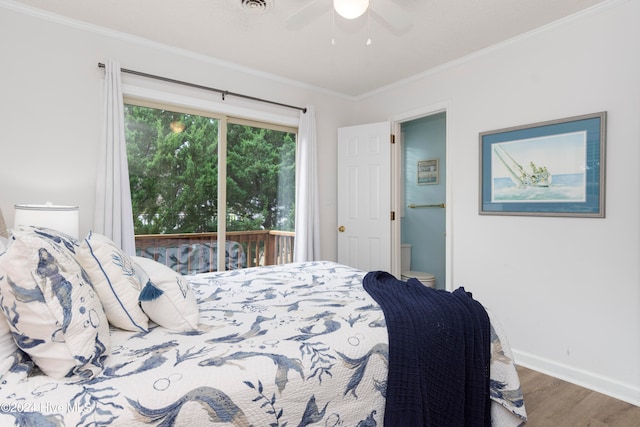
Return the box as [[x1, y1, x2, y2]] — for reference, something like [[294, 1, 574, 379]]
[[14, 203, 80, 239]]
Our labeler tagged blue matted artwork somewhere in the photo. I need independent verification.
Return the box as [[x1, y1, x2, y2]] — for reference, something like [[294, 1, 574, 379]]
[[479, 112, 606, 217]]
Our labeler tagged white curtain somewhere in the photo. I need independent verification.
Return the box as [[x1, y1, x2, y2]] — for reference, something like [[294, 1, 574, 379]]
[[94, 59, 136, 255], [294, 105, 321, 262]]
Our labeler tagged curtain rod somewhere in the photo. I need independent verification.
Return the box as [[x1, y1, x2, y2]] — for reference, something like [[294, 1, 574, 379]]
[[98, 62, 307, 114]]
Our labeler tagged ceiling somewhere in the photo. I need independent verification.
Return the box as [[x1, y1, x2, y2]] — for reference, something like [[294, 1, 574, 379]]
[[12, 0, 608, 97]]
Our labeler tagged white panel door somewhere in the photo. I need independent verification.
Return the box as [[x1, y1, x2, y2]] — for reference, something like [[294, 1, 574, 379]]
[[337, 121, 391, 272]]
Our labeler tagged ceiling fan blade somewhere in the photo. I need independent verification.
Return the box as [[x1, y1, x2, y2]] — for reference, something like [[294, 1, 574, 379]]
[[285, 0, 332, 30], [370, 1, 413, 32]]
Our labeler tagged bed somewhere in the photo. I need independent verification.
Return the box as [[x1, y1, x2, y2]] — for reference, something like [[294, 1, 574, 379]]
[[0, 225, 527, 426]]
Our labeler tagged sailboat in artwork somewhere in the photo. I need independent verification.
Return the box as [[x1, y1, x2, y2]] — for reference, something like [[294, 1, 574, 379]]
[[493, 145, 552, 187]]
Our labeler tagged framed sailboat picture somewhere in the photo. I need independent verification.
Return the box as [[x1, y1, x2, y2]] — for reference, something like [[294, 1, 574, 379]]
[[479, 112, 606, 217]]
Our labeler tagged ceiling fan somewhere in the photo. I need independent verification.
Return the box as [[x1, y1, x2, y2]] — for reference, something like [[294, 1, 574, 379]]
[[285, 0, 413, 33]]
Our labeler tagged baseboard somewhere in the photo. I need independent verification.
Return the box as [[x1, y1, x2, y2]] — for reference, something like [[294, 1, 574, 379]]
[[512, 349, 640, 407]]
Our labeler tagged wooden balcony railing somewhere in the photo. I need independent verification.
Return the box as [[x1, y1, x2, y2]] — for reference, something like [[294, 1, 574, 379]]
[[134, 230, 295, 275]]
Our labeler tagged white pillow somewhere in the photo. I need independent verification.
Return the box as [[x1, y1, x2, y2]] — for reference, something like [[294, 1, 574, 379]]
[[132, 256, 199, 332], [0, 226, 110, 379], [76, 232, 148, 332], [0, 236, 7, 254]]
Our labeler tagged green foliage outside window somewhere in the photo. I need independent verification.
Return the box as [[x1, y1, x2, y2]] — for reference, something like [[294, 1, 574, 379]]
[[227, 123, 296, 232], [125, 105, 296, 235]]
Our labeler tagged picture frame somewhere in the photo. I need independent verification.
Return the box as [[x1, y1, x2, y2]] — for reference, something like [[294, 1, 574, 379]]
[[418, 158, 439, 185], [479, 112, 606, 217]]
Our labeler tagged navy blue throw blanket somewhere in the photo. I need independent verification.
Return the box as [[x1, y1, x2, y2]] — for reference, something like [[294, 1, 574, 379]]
[[363, 271, 491, 426]]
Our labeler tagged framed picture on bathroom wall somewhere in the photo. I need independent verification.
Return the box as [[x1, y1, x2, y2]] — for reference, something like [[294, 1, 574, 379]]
[[417, 158, 439, 185], [479, 111, 606, 217]]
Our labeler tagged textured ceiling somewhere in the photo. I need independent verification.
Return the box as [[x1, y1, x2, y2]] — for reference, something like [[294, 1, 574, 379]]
[[10, 0, 608, 97]]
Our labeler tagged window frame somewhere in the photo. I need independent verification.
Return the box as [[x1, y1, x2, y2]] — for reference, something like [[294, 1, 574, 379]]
[[123, 95, 298, 271]]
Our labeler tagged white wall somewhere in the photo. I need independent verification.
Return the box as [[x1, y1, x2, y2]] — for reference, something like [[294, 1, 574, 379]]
[[1, 0, 638, 407], [355, 0, 640, 405], [0, 1, 354, 261]]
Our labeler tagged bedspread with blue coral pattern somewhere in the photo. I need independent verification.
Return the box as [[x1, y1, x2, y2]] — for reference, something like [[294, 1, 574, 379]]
[[0, 261, 526, 426]]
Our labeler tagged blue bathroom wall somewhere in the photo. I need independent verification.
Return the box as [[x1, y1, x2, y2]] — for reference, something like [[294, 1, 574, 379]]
[[401, 112, 446, 288]]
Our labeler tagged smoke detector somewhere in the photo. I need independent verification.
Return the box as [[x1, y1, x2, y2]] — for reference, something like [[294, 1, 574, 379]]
[[241, 0, 273, 14]]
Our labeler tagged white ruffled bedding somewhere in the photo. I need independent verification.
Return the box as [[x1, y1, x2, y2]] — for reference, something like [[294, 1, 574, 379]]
[[0, 261, 526, 426]]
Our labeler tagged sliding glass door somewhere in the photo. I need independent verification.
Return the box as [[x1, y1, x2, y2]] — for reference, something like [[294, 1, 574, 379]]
[[124, 101, 296, 274]]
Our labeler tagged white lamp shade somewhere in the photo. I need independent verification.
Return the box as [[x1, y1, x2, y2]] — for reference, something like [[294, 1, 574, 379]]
[[14, 204, 80, 239], [334, 0, 369, 19]]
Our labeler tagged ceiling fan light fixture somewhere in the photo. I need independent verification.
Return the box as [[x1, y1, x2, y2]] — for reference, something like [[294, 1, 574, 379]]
[[333, 0, 370, 20]]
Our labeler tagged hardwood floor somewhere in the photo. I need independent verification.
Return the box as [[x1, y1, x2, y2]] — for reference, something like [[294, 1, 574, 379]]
[[516, 365, 640, 426]]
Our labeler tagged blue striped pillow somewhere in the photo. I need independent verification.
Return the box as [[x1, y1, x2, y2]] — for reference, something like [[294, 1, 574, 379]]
[[76, 232, 148, 332]]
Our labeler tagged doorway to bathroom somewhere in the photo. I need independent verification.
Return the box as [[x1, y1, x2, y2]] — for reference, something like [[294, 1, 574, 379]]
[[398, 112, 447, 289]]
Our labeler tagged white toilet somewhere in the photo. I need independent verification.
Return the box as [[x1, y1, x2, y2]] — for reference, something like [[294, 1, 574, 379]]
[[400, 243, 436, 288]]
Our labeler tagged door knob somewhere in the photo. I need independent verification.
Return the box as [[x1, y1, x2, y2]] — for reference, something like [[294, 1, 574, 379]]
[[338, 225, 345, 232]]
